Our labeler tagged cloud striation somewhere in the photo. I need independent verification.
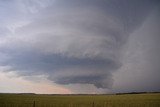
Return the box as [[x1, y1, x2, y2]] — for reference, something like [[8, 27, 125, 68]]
[[0, 0, 159, 92]]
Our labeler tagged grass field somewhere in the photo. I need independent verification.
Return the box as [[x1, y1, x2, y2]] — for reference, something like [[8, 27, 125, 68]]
[[0, 93, 160, 107]]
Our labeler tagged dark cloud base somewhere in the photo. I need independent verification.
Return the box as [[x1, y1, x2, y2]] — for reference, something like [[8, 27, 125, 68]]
[[0, 0, 159, 91]]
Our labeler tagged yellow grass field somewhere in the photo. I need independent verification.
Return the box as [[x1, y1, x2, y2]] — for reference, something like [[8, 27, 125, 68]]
[[0, 93, 160, 107]]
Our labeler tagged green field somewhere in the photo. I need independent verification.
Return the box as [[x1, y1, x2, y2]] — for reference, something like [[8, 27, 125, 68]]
[[0, 93, 160, 107]]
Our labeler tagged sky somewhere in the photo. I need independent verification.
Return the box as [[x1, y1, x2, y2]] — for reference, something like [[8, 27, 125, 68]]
[[0, 0, 160, 94]]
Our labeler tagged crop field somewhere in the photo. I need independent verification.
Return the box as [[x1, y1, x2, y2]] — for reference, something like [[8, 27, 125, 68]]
[[0, 93, 160, 107]]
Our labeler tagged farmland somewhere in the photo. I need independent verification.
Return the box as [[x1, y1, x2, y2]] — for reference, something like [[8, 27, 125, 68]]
[[0, 93, 160, 107]]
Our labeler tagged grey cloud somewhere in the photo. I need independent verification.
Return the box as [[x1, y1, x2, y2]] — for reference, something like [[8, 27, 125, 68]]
[[112, 7, 160, 92], [0, 48, 119, 88], [0, 0, 159, 91], [0, 27, 11, 37], [55, 75, 113, 88]]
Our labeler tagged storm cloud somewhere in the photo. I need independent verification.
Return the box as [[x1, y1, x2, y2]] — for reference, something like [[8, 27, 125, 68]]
[[0, 0, 160, 93]]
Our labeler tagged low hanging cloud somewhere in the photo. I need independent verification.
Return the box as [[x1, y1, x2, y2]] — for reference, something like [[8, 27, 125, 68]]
[[0, 0, 159, 91]]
